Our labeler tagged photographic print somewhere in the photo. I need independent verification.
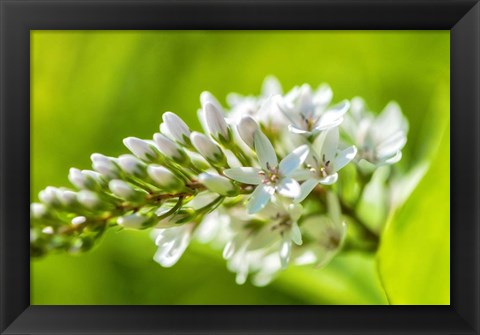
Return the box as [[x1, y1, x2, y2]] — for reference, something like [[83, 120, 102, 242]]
[[30, 30, 450, 305]]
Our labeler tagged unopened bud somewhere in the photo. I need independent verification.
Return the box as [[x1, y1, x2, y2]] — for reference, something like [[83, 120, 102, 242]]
[[117, 154, 147, 177], [190, 131, 225, 165], [238, 115, 259, 148], [198, 173, 238, 196], [118, 213, 149, 229], [31, 203, 47, 219], [123, 137, 158, 161], [153, 133, 189, 162], [77, 190, 100, 209], [204, 102, 231, 143], [162, 112, 191, 146], [147, 165, 184, 192]]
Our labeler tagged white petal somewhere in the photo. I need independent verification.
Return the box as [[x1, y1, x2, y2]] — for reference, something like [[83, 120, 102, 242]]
[[153, 229, 191, 267], [313, 84, 333, 107], [287, 203, 303, 222], [320, 127, 339, 162], [334, 146, 357, 171], [279, 238, 291, 269], [288, 124, 310, 135], [295, 178, 319, 203], [279, 145, 309, 176], [276, 178, 301, 198], [318, 173, 338, 185], [376, 132, 406, 159], [261, 75, 283, 96], [247, 185, 274, 214], [254, 130, 278, 169], [290, 221, 303, 245], [224, 167, 262, 185], [380, 151, 403, 165], [200, 91, 224, 113]]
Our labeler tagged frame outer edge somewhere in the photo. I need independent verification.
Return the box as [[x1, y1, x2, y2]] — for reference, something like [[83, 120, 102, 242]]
[[451, 2, 480, 333]]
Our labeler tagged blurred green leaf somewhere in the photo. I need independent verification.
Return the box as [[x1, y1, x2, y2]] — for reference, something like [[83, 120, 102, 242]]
[[377, 125, 450, 304]]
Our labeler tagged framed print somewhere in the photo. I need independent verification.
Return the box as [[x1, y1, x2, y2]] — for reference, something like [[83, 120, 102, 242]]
[[1, 0, 479, 334]]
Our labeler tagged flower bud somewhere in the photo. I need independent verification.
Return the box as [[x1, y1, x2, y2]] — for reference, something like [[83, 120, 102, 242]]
[[198, 173, 238, 196], [162, 112, 191, 146], [147, 165, 185, 192], [153, 133, 189, 162], [42, 226, 54, 235], [31, 203, 47, 219], [123, 137, 158, 161], [108, 179, 145, 202], [108, 179, 134, 198], [68, 168, 101, 190], [38, 187, 59, 206], [117, 213, 149, 229], [71, 216, 86, 225], [77, 190, 100, 209], [190, 131, 226, 166], [200, 91, 223, 112], [91, 153, 120, 178], [57, 189, 77, 207], [237, 115, 259, 148], [117, 154, 147, 177], [204, 102, 231, 143]]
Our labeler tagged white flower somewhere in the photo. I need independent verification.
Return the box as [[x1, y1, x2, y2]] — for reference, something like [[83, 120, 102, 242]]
[[226, 76, 284, 125], [248, 199, 303, 268], [295, 127, 357, 203], [342, 97, 408, 166], [147, 165, 184, 192], [224, 130, 309, 214], [151, 223, 194, 267], [161, 112, 191, 146], [190, 131, 226, 165], [293, 192, 347, 267], [198, 172, 237, 196], [123, 137, 159, 161], [278, 84, 349, 137]]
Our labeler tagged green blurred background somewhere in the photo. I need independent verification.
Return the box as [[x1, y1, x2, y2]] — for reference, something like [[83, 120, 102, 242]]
[[31, 31, 450, 305]]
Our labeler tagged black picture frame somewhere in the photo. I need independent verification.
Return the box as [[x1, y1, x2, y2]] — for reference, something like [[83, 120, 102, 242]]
[[1, 0, 479, 334]]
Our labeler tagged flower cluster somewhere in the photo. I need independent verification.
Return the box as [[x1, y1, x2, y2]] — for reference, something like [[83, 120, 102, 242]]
[[30, 77, 408, 286]]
